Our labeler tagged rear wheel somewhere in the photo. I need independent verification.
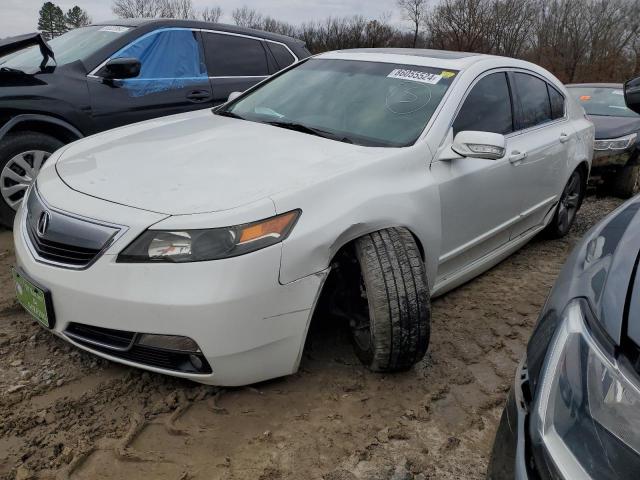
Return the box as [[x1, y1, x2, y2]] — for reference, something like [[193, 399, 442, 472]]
[[349, 227, 430, 372], [544, 168, 585, 239], [609, 164, 640, 199], [0, 132, 63, 229]]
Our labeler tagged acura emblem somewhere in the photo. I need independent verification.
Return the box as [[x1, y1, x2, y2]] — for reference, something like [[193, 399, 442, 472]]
[[37, 211, 50, 237]]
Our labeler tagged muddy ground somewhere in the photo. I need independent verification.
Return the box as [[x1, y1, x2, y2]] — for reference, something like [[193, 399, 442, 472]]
[[0, 196, 623, 480]]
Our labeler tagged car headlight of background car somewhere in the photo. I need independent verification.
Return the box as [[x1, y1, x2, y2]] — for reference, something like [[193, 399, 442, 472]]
[[118, 210, 300, 263], [593, 132, 637, 151], [532, 299, 640, 479]]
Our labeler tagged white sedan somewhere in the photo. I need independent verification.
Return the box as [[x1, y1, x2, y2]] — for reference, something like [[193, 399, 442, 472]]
[[12, 49, 593, 385]]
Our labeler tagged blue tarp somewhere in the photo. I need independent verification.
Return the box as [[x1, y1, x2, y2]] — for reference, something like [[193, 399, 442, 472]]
[[113, 28, 207, 97]]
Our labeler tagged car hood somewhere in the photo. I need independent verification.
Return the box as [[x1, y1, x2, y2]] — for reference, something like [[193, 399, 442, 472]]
[[55, 110, 377, 215], [526, 198, 640, 394], [588, 114, 640, 139]]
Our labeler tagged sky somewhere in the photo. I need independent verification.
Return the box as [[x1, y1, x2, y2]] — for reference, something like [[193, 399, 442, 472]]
[[1, 0, 407, 37]]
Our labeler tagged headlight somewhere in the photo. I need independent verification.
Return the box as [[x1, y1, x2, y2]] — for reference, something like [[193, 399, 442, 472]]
[[593, 133, 637, 151], [117, 210, 300, 263], [533, 299, 640, 479]]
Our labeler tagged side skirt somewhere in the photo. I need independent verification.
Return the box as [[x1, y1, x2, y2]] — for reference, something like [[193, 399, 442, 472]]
[[431, 206, 556, 298]]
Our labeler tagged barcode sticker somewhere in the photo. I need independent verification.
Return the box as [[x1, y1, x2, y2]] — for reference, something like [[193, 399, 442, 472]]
[[387, 69, 442, 85]]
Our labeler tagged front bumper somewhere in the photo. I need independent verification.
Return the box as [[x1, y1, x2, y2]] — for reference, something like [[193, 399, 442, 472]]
[[13, 206, 328, 386], [487, 360, 533, 480], [591, 148, 637, 169]]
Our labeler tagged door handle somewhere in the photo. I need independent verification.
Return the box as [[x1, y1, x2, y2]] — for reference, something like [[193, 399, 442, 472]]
[[559, 133, 571, 143], [187, 90, 211, 102], [509, 151, 527, 164]]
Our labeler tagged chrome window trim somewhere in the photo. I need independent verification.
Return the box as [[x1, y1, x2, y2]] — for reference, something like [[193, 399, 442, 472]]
[[448, 67, 568, 139], [21, 184, 129, 271], [87, 27, 298, 80]]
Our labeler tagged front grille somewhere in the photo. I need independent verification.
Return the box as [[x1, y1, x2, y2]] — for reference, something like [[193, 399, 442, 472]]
[[64, 322, 212, 375], [24, 187, 121, 269], [27, 222, 101, 266]]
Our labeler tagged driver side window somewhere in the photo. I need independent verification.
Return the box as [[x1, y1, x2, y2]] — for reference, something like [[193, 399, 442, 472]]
[[105, 29, 208, 98], [453, 72, 514, 136]]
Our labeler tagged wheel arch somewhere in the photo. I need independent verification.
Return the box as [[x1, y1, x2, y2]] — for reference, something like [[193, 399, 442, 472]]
[[0, 114, 83, 144], [310, 224, 429, 321]]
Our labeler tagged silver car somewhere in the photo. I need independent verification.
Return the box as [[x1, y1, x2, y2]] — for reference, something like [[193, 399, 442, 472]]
[[13, 49, 593, 385]]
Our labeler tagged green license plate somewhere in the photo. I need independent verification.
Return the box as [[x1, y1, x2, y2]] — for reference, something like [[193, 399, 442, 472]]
[[13, 268, 52, 328]]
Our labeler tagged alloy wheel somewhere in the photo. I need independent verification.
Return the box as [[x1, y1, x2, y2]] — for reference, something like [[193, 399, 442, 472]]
[[0, 150, 50, 211], [557, 171, 581, 233]]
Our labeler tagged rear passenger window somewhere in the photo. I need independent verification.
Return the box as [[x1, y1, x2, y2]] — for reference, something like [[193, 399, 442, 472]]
[[453, 72, 513, 135], [203, 33, 268, 77], [513, 73, 552, 129], [548, 85, 565, 119], [267, 43, 295, 70]]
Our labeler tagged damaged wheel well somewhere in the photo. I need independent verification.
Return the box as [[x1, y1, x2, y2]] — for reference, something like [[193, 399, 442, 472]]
[[313, 227, 425, 321]]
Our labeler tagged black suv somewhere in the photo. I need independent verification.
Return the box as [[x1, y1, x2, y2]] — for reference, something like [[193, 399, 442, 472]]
[[0, 19, 310, 228]]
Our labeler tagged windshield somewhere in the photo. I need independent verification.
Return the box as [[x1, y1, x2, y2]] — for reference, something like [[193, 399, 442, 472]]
[[0, 25, 131, 72], [221, 58, 458, 147], [568, 86, 639, 118]]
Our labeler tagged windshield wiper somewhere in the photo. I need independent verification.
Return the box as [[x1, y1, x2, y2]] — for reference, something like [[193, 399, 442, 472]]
[[216, 110, 245, 120], [267, 121, 354, 144], [0, 66, 26, 75]]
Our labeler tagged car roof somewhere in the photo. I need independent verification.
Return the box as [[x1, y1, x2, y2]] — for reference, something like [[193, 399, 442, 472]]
[[566, 83, 623, 89], [90, 18, 305, 46], [316, 48, 513, 71]]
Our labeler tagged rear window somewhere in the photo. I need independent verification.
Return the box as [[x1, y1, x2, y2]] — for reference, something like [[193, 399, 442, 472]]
[[203, 33, 268, 77], [267, 43, 295, 70], [548, 85, 565, 119], [513, 73, 552, 129]]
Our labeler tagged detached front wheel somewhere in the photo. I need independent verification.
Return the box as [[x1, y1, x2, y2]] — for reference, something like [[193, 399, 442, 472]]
[[350, 227, 430, 372]]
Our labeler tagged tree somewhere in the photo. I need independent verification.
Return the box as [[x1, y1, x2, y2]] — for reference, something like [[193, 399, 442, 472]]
[[232, 6, 263, 28], [112, 0, 165, 18], [397, 0, 428, 47], [201, 6, 222, 23], [65, 6, 91, 29], [38, 2, 67, 39]]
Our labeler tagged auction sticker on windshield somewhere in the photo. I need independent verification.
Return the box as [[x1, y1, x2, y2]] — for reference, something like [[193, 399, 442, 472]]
[[388, 69, 442, 85], [13, 268, 52, 328]]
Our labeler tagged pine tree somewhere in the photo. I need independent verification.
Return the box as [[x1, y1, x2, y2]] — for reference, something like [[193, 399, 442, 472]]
[[65, 6, 91, 29], [37, 2, 68, 39]]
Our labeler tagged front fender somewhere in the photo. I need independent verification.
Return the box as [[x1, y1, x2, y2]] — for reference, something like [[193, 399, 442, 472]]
[[273, 148, 442, 286], [0, 113, 84, 142]]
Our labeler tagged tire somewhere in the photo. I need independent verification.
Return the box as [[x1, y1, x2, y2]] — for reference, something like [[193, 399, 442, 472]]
[[0, 132, 63, 229], [544, 168, 585, 239], [609, 164, 640, 199], [351, 227, 430, 372]]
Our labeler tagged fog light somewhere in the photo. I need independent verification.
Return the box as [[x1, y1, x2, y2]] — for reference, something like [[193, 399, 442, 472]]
[[136, 334, 200, 352], [189, 354, 204, 370]]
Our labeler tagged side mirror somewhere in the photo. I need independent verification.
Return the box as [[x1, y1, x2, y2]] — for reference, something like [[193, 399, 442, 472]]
[[451, 131, 506, 160], [101, 57, 141, 80], [227, 91, 242, 102], [624, 77, 640, 115]]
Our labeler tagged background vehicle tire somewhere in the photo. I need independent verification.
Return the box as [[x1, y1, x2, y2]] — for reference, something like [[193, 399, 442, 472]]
[[0, 132, 63, 229], [609, 164, 640, 199], [351, 227, 430, 372], [544, 168, 585, 239]]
